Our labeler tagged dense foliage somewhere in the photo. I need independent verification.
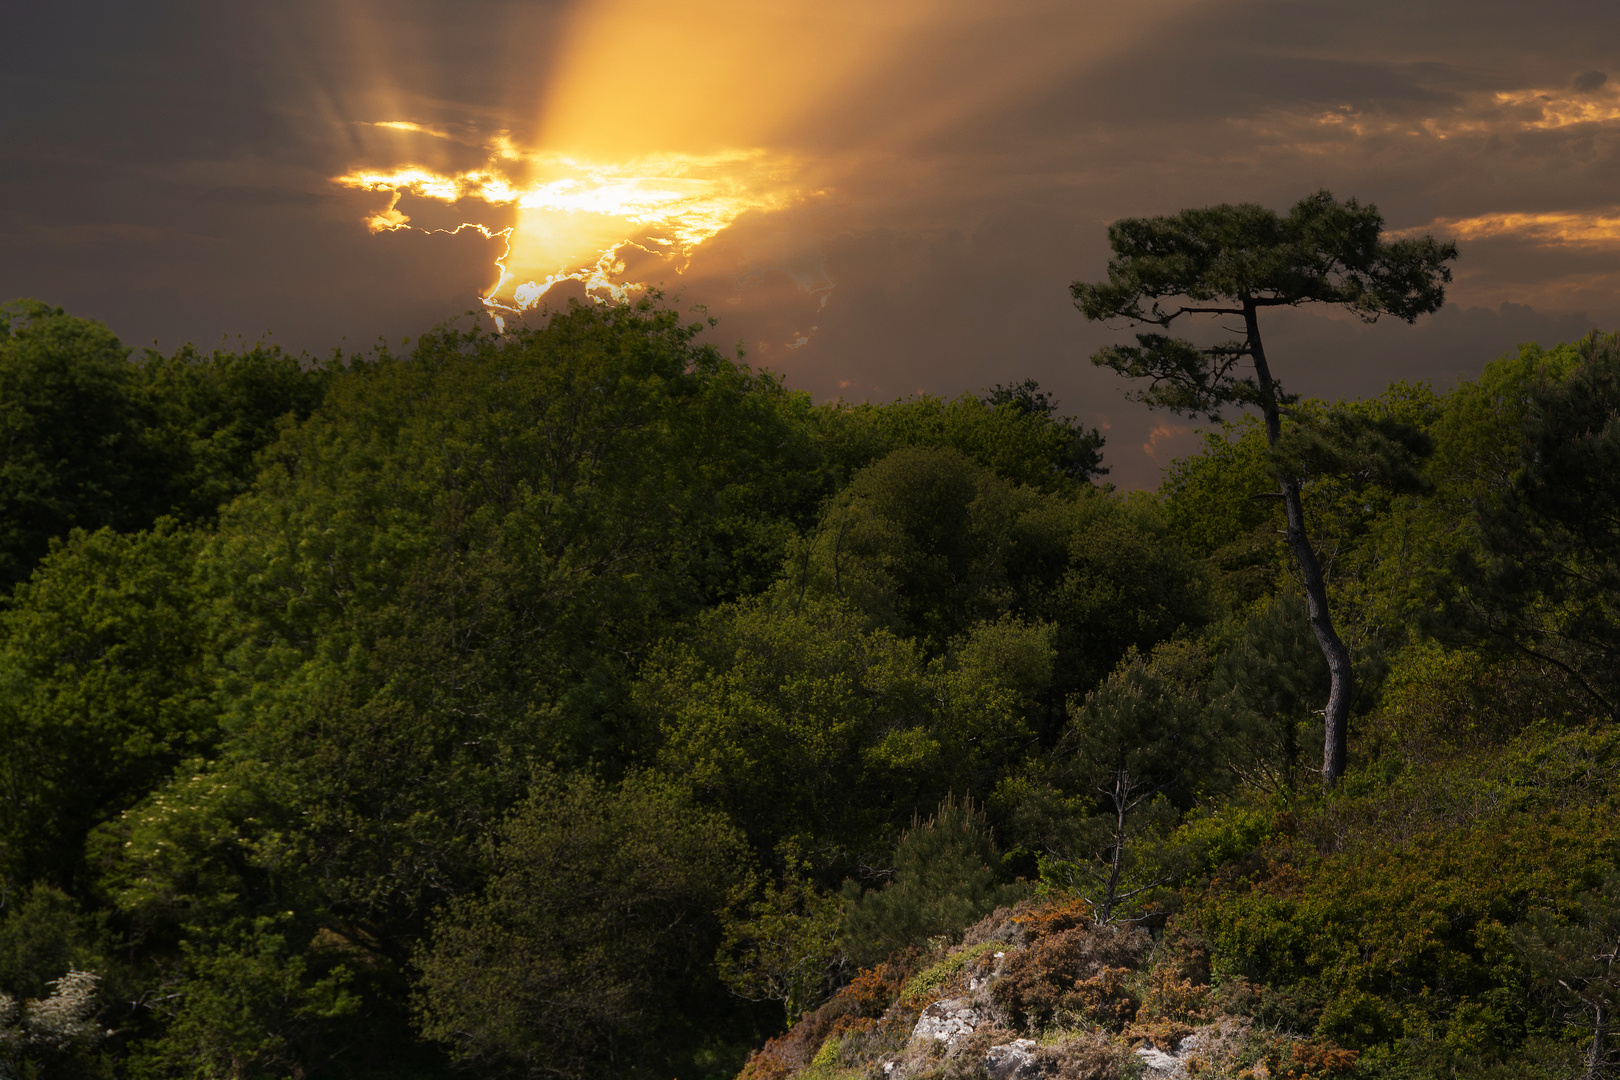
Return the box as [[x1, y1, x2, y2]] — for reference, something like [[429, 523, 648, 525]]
[[1, 294, 1618, 1080]]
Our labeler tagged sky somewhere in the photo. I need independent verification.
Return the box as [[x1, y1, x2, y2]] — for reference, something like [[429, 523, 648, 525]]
[[3, 0, 1617, 487]]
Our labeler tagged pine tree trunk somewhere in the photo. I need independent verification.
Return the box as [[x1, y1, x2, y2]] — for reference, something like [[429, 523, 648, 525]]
[[1244, 302, 1355, 788]]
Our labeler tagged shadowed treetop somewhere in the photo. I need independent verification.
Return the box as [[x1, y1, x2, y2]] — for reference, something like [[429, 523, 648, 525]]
[[1071, 191, 1458, 422], [1073, 191, 1458, 326]]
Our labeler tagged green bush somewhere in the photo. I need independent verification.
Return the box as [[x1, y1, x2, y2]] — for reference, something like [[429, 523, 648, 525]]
[[415, 770, 752, 1080], [842, 796, 1026, 966]]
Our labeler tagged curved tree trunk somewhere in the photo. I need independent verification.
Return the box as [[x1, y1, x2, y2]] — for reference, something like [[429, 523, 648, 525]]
[[1245, 302, 1354, 788]]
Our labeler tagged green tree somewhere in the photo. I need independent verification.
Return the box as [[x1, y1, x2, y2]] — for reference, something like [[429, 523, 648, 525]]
[[136, 916, 361, 1080], [646, 593, 1050, 853], [1212, 593, 1330, 792], [0, 302, 140, 585], [980, 379, 1107, 481], [1159, 383, 1438, 631], [87, 759, 405, 1080], [716, 845, 847, 1026], [0, 969, 109, 1080], [130, 341, 333, 523], [79, 300, 829, 1079], [1012, 491, 1212, 707], [414, 771, 750, 1080], [0, 302, 332, 588], [191, 297, 826, 953], [0, 886, 110, 1007], [790, 446, 1039, 650], [1049, 656, 1207, 922], [0, 523, 214, 890], [1515, 874, 1620, 1080], [1426, 339, 1586, 511], [1458, 332, 1620, 718], [1072, 190, 1457, 786], [790, 445, 1209, 717], [815, 384, 1106, 494], [1160, 417, 1279, 564]]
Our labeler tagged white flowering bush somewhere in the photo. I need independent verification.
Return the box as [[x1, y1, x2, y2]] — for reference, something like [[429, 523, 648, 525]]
[[0, 969, 106, 1074]]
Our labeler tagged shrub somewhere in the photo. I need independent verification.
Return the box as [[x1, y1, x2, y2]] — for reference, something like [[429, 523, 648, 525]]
[[416, 770, 750, 1080], [0, 969, 108, 1080], [718, 847, 848, 1025], [896, 943, 1001, 1007], [991, 923, 1149, 1033], [844, 796, 1026, 966]]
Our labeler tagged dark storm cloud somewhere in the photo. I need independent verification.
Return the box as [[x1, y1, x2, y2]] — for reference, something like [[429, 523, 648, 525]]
[[4, 0, 1619, 487]]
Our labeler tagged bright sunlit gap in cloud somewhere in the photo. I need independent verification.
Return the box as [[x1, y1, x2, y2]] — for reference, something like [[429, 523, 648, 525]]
[[333, 140, 807, 326]]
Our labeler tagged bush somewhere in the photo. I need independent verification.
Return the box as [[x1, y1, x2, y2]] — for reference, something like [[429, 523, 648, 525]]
[[843, 796, 1026, 966], [990, 916, 1148, 1033], [415, 770, 751, 1080], [0, 886, 108, 1004], [0, 969, 108, 1080], [717, 846, 848, 1025]]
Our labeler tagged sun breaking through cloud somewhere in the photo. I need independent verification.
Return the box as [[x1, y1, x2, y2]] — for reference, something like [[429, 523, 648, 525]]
[[333, 136, 806, 325], [326, 0, 1208, 335]]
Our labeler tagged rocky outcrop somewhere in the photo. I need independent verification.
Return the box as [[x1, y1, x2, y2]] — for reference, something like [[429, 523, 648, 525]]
[[738, 900, 1326, 1080], [900, 998, 1041, 1079]]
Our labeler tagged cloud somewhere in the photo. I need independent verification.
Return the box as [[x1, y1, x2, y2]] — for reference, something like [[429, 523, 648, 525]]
[[6, 0, 1620, 490], [1143, 423, 1194, 462], [1419, 209, 1620, 247], [331, 145, 812, 320]]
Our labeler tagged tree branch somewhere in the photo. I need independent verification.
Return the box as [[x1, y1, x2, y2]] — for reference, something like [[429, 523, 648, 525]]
[[1172, 306, 1249, 317]]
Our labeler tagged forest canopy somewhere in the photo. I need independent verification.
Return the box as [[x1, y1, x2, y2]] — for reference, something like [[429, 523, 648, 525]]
[[1, 294, 1618, 1080]]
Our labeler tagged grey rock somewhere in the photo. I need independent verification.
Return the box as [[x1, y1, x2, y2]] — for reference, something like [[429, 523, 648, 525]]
[[1133, 1031, 1204, 1078], [983, 1038, 1039, 1079], [910, 998, 980, 1045]]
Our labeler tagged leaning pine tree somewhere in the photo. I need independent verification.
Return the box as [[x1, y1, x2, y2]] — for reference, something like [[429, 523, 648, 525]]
[[1072, 190, 1457, 786]]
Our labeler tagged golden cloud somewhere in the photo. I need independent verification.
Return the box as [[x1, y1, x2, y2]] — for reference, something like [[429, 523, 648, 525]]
[[1256, 79, 1620, 255], [1482, 85, 1620, 132], [1412, 209, 1620, 247], [333, 144, 807, 321], [1281, 80, 1620, 143]]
